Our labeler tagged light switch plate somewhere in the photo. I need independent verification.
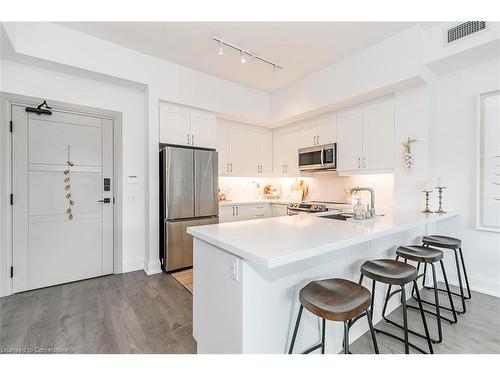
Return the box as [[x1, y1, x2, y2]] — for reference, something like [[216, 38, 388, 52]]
[[127, 175, 138, 184], [230, 259, 240, 281]]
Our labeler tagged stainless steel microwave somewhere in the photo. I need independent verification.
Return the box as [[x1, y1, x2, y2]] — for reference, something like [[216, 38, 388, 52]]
[[298, 143, 337, 171]]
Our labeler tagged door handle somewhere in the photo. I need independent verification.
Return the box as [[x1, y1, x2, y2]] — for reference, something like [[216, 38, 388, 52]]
[[98, 198, 111, 203]]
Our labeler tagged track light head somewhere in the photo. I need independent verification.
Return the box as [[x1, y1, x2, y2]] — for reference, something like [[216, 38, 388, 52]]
[[240, 51, 246, 64], [218, 41, 224, 55]]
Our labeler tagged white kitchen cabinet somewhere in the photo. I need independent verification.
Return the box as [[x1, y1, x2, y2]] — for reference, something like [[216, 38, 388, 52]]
[[273, 124, 300, 176], [159, 102, 217, 149], [299, 114, 337, 148], [190, 109, 217, 148], [337, 97, 394, 174], [361, 98, 394, 170], [271, 203, 288, 217], [217, 120, 273, 176], [219, 203, 270, 223], [257, 128, 273, 175], [159, 103, 191, 146]]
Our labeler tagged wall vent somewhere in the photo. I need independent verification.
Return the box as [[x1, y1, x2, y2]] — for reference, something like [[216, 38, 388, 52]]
[[447, 21, 486, 43]]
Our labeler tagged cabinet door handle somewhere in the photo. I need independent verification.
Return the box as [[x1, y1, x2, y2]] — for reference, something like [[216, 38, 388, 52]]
[[285, 164, 287, 173], [192, 134, 194, 145], [358, 157, 361, 168], [230, 163, 233, 172], [317, 135, 319, 145], [187, 134, 190, 144], [236, 207, 239, 215], [363, 156, 366, 168]]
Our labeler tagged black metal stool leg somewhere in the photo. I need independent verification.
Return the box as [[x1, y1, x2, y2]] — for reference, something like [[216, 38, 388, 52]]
[[431, 263, 443, 343], [453, 249, 467, 314], [321, 318, 326, 354], [401, 287, 410, 354], [413, 280, 433, 354], [366, 309, 379, 354], [440, 259, 458, 323], [288, 305, 303, 354], [459, 248, 472, 300], [343, 321, 350, 354]]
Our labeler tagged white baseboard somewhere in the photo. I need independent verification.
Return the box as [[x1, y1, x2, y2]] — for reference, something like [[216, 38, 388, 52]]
[[145, 259, 162, 275], [121, 258, 144, 273]]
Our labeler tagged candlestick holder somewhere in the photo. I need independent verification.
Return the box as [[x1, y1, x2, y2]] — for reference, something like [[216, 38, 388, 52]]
[[422, 190, 433, 213], [435, 186, 447, 214]]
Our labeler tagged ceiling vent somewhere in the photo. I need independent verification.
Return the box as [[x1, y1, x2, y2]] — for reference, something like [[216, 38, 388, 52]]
[[447, 21, 486, 43]]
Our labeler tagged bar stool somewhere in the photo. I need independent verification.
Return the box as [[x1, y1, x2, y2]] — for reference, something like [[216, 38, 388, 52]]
[[422, 235, 471, 314], [393, 246, 457, 344], [288, 278, 379, 354], [360, 259, 433, 354]]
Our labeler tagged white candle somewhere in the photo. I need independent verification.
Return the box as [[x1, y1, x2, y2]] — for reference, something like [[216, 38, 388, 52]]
[[437, 176, 444, 188], [423, 179, 431, 191]]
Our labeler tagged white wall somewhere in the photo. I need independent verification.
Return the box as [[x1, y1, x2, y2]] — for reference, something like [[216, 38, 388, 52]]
[[1, 60, 148, 278], [431, 58, 500, 296]]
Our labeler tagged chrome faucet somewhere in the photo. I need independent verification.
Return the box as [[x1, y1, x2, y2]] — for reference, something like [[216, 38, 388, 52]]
[[350, 186, 376, 216]]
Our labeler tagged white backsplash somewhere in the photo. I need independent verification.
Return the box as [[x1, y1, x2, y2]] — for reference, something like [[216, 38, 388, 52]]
[[219, 173, 394, 208]]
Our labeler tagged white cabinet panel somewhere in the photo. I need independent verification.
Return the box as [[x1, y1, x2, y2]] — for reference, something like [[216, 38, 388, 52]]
[[273, 124, 299, 176], [219, 206, 234, 223], [271, 204, 288, 217], [250, 204, 271, 219], [299, 121, 317, 148], [362, 98, 394, 170], [159, 103, 191, 146], [317, 114, 337, 145], [230, 124, 259, 175], [337, 108, 363, 171], [190, 110, 217, 149], [217, 121, 231, 176], [258, 128, 273, 175]]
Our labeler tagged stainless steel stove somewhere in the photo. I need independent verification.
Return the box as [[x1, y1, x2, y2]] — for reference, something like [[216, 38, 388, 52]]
[[287, 201, 350, 216]]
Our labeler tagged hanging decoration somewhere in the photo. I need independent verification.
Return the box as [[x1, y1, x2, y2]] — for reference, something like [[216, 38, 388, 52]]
[[64, 159, 75, 220], [402, 137, 417, 173]]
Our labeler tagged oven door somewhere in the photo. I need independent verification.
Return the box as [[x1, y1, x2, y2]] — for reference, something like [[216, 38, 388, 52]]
[[298, 143, 336, 171]]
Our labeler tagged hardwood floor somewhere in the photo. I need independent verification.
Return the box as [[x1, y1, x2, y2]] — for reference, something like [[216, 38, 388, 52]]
[[1, 274, 499, 354], [350, 285, 500, 354], [0, 271, 196, 354], [171, 269, 193, 294]]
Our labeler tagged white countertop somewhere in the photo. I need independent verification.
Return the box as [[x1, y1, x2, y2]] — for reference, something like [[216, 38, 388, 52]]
[[218, 199, 291, 206], [187, 210, 458, 269]]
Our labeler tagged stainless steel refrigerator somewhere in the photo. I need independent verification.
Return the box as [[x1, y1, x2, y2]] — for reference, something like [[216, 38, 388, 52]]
[[159, 146, 219, 272]]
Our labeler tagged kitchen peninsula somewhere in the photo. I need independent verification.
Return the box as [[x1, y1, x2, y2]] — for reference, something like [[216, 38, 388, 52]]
[[187, 210, 458, 354]]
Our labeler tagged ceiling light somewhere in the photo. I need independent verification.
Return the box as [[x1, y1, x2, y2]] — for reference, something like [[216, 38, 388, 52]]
[[212, 36, 283, 73]]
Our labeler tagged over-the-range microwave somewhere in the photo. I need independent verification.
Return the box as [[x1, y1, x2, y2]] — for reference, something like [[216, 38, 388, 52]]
[[298, 143, 337, 172]]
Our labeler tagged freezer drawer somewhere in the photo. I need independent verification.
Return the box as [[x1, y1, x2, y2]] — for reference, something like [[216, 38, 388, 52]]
[[164, 217, 218, 272]]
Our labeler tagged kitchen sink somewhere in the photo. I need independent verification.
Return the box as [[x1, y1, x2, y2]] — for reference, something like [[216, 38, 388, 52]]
[[319, 213, 352, 221]]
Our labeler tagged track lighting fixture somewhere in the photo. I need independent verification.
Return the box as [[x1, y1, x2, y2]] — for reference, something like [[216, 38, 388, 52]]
[[212, 36, 283, 73]]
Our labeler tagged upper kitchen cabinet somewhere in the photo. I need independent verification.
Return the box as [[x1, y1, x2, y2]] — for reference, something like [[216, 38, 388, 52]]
[[273, 124, 300, 176], [299, 114, 337, 148], [337, 96, 395, 175], [159, 102, 217, 149], [337, 107, 363, 171], [217, 120, 273, 176]]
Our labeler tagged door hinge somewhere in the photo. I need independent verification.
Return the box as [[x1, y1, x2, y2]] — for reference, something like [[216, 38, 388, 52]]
[[9, 121, 13, 133], [10, 194, 13, 205], [10, 266, 13, 278]]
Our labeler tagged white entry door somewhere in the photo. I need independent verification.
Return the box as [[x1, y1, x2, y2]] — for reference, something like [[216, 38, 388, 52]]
[[12, 104, 114, 292]]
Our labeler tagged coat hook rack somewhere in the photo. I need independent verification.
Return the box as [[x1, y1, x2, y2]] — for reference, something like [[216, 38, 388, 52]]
[[25, 100, 53, 115]]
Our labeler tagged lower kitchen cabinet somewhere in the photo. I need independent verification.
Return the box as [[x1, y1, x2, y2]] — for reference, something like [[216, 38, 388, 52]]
[[219, 203, 274, 223], [271, 203, 288, 217]]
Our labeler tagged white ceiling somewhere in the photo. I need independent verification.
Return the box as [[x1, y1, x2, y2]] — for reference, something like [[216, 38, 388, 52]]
[[56, 22, 417, 92]]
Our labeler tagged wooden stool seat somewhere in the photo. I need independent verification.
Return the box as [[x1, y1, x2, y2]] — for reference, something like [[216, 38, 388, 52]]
[[361, 259, 417, 286], [422, 235, 461, 249], [396, 245, 443, 263], [299, 278, 371, 321]]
